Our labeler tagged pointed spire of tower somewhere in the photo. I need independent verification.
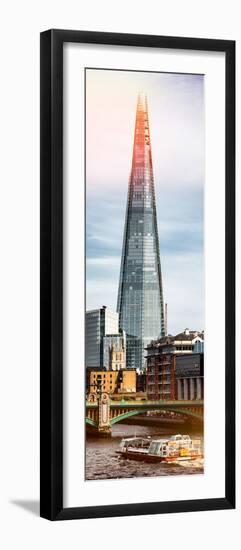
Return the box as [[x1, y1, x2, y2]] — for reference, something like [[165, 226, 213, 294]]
[[117, 95, 165, 370], [137, 92, 144, 109], [131, 93, 153, 186]]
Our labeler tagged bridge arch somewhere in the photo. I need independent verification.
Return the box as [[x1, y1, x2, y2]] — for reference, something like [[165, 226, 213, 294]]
[[110, 407, 203, 425], [86, 417, 97, 428]]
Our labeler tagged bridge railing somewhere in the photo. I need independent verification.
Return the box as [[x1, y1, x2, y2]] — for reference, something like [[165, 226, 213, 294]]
[[86, 399, 204, 407]]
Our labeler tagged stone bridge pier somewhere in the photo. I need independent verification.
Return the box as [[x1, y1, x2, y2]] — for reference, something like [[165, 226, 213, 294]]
[[97, 392, 111, 435]]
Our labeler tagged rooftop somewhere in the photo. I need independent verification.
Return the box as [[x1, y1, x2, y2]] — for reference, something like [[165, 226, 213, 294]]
[[146, 329, 204, 348]]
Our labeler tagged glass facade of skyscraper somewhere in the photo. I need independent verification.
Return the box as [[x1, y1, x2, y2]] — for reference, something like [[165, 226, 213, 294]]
[[85, 306, 119, 367], [117, 95, 165, 370]]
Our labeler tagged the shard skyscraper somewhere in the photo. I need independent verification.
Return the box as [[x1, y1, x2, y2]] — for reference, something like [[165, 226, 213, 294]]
[[117, 94, 165, 370]]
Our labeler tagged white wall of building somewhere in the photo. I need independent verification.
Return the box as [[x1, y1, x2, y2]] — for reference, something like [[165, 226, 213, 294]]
[[105, 308, 119, 335]]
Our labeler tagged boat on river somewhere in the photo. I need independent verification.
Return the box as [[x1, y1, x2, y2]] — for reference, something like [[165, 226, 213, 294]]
[[117, 434, 203, 463]]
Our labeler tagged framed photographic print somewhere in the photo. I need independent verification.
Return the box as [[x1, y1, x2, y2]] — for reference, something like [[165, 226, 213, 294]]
[[40, 29, 235, 520]]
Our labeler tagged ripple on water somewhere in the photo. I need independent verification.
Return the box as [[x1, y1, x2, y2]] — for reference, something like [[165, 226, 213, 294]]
[[85, 424, 204, 481]]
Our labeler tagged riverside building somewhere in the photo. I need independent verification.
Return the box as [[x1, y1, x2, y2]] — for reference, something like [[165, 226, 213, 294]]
[[175, 353, 204, 400], [88, 369, 136, 395], [146, 330, 204, 401]]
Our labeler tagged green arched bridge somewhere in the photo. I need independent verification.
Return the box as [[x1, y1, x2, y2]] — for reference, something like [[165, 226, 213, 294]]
[[86, 394, 204, 434]]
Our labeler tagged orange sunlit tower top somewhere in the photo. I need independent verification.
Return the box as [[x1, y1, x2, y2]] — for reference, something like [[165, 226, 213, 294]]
[[117, 94, 165, 370]]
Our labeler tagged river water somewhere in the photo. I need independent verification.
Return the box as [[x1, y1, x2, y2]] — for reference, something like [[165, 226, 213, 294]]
[[86, 423, 204, 481]]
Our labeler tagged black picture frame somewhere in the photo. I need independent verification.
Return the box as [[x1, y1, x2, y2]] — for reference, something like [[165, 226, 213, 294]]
[[40, 29, 235, 521]]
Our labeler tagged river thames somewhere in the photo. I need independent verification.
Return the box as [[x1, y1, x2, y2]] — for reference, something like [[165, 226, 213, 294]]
[[86, 423, 204, 480]]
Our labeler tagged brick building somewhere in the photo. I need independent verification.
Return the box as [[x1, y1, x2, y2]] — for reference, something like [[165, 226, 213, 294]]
[[146, 329, 204, 401], [146, 344, 175, 400], [87, 368, 136, 395]]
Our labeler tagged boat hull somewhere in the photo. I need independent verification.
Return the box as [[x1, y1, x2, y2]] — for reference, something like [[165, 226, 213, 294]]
[[118, 450, 203, 463]]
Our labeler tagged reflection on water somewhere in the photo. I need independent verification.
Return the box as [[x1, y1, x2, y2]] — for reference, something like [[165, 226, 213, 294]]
[[85, 423, 204, 480]]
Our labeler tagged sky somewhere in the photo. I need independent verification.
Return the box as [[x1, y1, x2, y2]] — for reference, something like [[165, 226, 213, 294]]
[[86, 69, 204, 335]]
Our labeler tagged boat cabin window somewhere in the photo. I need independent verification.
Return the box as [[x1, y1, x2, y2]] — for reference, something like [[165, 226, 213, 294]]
[[149, 441, 161, 455], [161, 445, 167, 455]]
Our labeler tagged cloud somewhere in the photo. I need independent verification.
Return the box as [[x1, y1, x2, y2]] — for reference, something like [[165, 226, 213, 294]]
[[87, 256, 121, 268], [162, 252, 204, 334], [86, 70, 204, 195], [86, 70, 204, 333], [86, 250, 204, 335]]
